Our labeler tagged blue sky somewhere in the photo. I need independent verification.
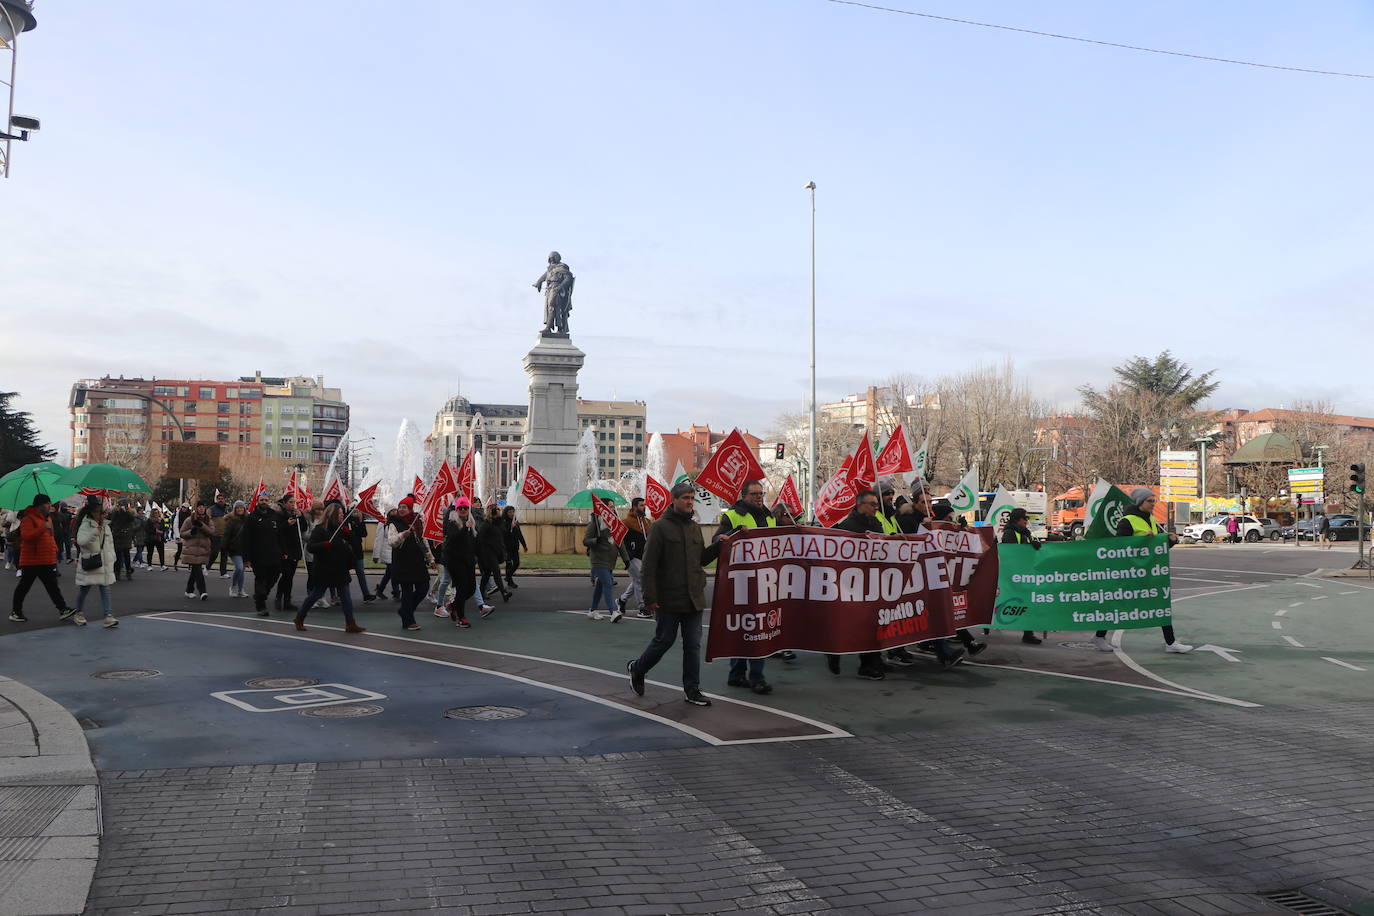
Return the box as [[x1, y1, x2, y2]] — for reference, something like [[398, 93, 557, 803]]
[[5, 0, 1374, 461]]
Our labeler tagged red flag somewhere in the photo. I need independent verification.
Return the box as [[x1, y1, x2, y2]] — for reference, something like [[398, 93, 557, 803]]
[[420, 461, 459, 541], [520, 465, 557, 505], [285, 471, 313, 510], [454, 449, 477, 499], [694, 429, 768, 505], [411, 475, 427, 503], [776, 475, 803, 518], [591, 494, 628, 544], [874, 424, 915, 477], [845, 431, 877, 495], [247, 477, 267, 512], [644, 473, 671, 519], [814, 465, 857, 528], [322, 478, 347, 505], [354, 482, 386, 522]]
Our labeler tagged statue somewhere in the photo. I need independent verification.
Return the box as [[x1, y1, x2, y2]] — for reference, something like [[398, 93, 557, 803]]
[[533, 250, 574, 336]]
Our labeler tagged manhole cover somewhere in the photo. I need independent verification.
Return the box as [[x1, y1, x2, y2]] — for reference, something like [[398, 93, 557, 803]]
[[445, 705, 528, 721], [91, 669, 160, 680], [299, 704, 384, 718], [245, 676, 319, 688]]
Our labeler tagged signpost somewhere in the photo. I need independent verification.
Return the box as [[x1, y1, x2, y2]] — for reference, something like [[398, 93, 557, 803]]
[[1287, 467, 1324, 549], [1159, 450, 1198, 525], [166, 442, 221, 480]]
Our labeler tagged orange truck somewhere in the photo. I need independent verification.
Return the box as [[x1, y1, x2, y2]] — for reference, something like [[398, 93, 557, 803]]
[[1050, 485, 1168, 539]]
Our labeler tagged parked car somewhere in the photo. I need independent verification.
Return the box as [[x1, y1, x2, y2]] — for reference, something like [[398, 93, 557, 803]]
[[1181, 515, 1268, 543], [1326, 516, 1371, 541], [1280, 519, 1315, 541], [1255, 518, 1283, 540]]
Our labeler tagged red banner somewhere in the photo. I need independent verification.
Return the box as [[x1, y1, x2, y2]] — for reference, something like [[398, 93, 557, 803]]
[[322, 478, 347, 506], [874, 424, 915, 477], [694, 428, 767, 505], [454, 449, 476, 500], [776, 475, 803, 517], [420, 462, 458, 541], [644, 473, 671, 519], [411, 475, 427, 504], [285, 472, 313, 511], [354, 482, 386, 522], [705, 523, 997, 660], [591, 493, 628, 544], [846, 431, 877, 494], [247, 477, 267, 512], [813, 460, 856, 528], [520, 465, 557, 505]]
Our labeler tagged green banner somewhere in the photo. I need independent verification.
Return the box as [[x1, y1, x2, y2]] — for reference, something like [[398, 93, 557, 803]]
[[992, 534, 1173, 630], [1085, 480, 1135, 539]]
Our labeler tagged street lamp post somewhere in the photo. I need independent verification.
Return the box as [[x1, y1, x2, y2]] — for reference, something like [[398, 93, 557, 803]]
[[805, 180, 817, 518], [1194, 435, 1213, 523]]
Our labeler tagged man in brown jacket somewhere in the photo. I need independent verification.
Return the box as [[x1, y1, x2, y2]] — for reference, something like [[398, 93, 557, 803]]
[[626, 482, 722, 707]]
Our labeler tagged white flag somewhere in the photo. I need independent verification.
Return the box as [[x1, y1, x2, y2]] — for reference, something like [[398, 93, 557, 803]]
[[946, 464, 979, 514], [986, 486, 1018, 533], [912, 433, 930, 481]]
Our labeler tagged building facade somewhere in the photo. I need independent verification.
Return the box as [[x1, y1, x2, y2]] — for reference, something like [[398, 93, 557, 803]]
[[657, 425, 763, 478], [577, 399, 647, 478], [69, 374, 349, 479], [431, 395, 529, 493]]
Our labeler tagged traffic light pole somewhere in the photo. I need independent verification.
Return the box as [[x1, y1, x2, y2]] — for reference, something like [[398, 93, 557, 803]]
[[1351, 463, 1369, 571]]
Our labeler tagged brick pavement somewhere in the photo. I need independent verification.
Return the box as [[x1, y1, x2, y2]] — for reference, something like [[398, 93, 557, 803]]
[[83, 699, 1374, 915]]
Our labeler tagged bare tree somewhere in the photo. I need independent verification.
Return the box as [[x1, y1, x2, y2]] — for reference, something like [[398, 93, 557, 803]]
[[876, 374, 947, 481], [936, 362, 1043, 489]]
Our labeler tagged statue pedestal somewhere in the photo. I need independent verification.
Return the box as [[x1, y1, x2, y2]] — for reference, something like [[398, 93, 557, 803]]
[[519, 333, 586, 506]]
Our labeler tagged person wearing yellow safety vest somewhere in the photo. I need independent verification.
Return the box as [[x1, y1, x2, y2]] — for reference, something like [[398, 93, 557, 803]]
[[876, 480, 920, 669], [1001, 508, 1045, 645], [1093, 488, 1194, 654], [715, 480, 777, 694]]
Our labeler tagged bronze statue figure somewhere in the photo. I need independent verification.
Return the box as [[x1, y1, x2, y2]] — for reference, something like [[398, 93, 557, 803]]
[[533, 251, 574, 335]]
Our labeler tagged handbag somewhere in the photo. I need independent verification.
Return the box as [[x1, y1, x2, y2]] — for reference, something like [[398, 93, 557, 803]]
[[81, 527, 105, 572]]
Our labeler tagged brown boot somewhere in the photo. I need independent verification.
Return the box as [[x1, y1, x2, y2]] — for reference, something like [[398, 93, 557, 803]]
[[293, 616, 306, 631], [345, 622, 367, 634]]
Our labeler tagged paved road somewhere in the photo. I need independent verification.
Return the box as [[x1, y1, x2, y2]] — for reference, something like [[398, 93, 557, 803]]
[[3, 548, 1373, 914]]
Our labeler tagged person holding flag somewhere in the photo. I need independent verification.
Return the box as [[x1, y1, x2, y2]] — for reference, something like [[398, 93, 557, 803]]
[[242, 499, 284, 617], [1092, 488, 1193, 654], [1001, 508, 1045, 645], [823, 489, 891, 681], [583, 502, 629, 621], [273, 492, 306, 612], [442, 498, 479, 627], [293, 502, 367, 634], [616, 498, 650, 619], [715, 480, 777, 695], [501, 505, 527, 591], [387, 496, 433, 631]]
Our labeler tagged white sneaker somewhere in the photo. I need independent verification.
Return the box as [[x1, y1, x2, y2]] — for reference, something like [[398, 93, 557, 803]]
[[1092, 635, 1114, 652], [71, 613, 87, 626], [1165, 642, 1194, 653], [433, 607, 449, 618], [586, 609, 601, 620], [610, 609, 624, 623], [199, 592, 208, 601], [185, 590, 196, 598], [103, 616, 119, 628]]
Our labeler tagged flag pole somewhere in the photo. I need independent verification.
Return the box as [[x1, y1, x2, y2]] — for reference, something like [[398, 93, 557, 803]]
[[805, 180, 818, 524]]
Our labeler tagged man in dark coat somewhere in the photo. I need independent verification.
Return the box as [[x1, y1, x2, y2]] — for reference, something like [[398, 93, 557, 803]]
[[827, 490, 890, 681], [627, 483, 721, 707], [274, 493, 306, 611], [477, 504, 510, 602], [294, 502, 365, 633], [242, 502, 284, 617], [107, 501, 137, 581], [442, 498, 479, 627]]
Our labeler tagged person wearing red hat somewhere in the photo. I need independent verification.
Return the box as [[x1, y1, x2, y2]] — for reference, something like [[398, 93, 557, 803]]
[[388, 496, 432, 630]]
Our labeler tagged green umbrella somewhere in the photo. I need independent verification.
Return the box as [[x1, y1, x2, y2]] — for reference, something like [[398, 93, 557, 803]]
[[0, 460, 69, 484], [0, 469, 78, 511], [54, 463, 152, 494], [564, 488, 627, 508]]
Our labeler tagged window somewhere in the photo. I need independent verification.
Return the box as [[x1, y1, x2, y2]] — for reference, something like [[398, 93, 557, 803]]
[[265, 406, 273, 416], [184, 416, 197, 426], [184, 432, 197, 441], [199, 387, 215, 399], [265, 423, 273, 431], [240, 389, 260, 399], [635, 433, 643, 441], [153, 386, 175, 397], [74, 442, 87, 453], [184, 401, 197, 412], [281, 450, 293, 458], [216, 417, 230, 428], [176, 386, 189, 397], [621, 432, 634, 440], [239, 403, 253, 415], [297, 436, 309, 444], [636, 420, 643, 428], [225, 388, 238, 398], [216, 432, 229, 442], [217, 402, 230, 413]]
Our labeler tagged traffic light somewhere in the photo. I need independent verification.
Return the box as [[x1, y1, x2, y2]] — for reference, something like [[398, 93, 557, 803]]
[[1350, 463, 1366, 494], [775, 443, 786, 460]]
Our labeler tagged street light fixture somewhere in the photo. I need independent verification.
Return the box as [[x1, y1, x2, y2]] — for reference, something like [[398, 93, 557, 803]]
[[0, 0, 38, 178], [805, 180, 817, 518]]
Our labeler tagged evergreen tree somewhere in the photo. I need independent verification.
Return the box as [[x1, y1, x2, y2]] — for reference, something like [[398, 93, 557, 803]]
[[0, 392, 56, 477]]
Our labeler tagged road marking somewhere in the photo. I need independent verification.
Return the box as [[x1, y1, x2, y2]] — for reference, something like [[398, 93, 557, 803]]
[[1341, 590, 1360, 595], [962, 661, 1259, 706], [1195, 644, 1243, 663], [1322, 657, 1367, 672], [1174, 584, 1269, 602], [1173, 575, 1245, 585], [1274, 609, 1288, 617], [142, 614, 851, 746], [1107, 633, 1260, 707], [1312, 596, 1328, 601], [1282, 636, 1305, 648], [1173, 566, 1299, 577], [1289, 602, 1304, 607], [1297, 582, 1322, 589], [1271, 621, 1283, 630]]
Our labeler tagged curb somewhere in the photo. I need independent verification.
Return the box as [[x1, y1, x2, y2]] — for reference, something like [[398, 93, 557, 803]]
[[0, 674, 100, 916]]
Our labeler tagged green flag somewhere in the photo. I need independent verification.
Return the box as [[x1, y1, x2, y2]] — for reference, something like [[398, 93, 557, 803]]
[[985, 486, 1018, 532], [1084, 478, 1135, 539], [946, 463, 979, 514], [992, 534, 1173, 630]]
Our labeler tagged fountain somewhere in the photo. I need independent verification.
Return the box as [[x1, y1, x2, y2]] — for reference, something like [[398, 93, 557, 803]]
[[393, 419, 425, 502], [645, 432, 666, 485], [473, 450, 486, 503]]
